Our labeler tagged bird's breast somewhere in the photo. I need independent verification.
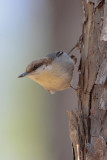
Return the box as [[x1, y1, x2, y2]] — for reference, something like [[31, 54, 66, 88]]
[[34, 69, 72, 92]]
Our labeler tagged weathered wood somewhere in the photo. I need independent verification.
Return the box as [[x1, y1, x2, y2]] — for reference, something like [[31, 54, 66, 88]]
[[68, 0, 107, 159]]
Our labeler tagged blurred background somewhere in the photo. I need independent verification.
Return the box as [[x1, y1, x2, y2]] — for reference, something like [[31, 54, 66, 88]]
[[0, 0, 81, 160]]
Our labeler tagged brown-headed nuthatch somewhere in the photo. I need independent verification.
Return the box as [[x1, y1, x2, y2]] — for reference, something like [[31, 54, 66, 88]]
[[18, 51, 77, 94]]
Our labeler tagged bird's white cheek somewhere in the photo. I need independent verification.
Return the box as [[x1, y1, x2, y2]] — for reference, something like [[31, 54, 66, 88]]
[[46, 65, 52, 70]]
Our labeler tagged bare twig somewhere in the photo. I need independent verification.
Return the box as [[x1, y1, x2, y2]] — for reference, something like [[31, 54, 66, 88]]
[[68, 34, 83, 55]]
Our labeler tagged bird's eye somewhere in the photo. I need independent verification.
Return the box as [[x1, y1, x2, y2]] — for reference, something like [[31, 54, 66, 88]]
[[34, 65, 38, 70]]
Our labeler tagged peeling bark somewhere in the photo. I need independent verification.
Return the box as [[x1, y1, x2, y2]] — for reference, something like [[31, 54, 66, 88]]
[[86, 137, 107, 160], [101, 0, 107, 40], [68, 0, 107, 159], [87, 0, 103, 8]]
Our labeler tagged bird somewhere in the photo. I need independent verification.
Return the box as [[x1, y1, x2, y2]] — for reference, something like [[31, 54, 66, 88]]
[[18, 51, 77, 94]]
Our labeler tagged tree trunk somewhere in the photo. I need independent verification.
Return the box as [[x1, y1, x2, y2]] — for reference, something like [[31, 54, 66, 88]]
[[68, 0, 107, 159]]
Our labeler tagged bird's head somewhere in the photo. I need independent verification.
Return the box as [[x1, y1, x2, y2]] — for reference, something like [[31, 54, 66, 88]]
[[18, 57, 50, 79]]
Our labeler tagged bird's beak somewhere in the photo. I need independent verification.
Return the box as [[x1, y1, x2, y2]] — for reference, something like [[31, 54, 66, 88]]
[[18, 72, 29, 78]]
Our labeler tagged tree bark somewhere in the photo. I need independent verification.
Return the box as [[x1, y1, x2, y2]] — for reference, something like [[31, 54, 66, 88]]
[[68, 0, 107, 159]]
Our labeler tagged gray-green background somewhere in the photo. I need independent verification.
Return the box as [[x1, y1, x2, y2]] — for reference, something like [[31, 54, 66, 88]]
[[0, 0, 81, 160]]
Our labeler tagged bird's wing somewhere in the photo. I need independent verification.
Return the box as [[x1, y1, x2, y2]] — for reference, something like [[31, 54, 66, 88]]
[[47, 51, 64, 59]]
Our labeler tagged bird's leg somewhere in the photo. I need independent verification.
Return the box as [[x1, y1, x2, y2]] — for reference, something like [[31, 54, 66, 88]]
[[70, 85, 78, 91]]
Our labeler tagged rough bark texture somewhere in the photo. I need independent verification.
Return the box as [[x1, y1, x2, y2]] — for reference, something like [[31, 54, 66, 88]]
[[68, 0, 107, 159]]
